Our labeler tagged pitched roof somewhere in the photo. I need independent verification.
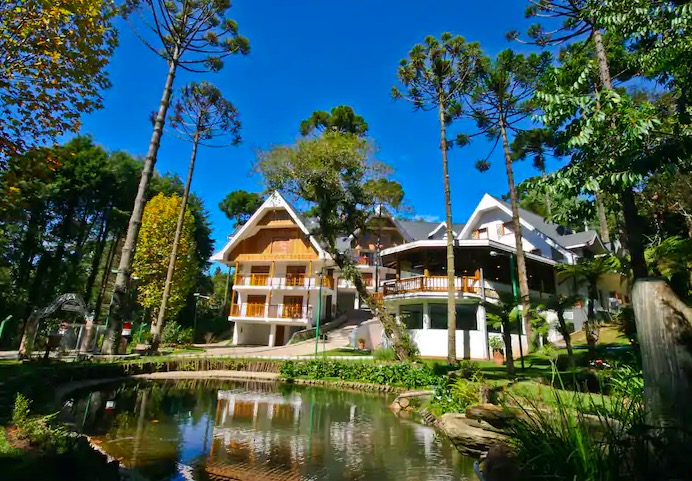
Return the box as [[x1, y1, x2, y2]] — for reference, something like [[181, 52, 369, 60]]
[[488, 194, 603, 250], [397, 220, 465, 241]]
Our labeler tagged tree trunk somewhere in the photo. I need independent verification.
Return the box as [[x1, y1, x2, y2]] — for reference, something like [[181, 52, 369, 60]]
[[151, 133, 200, 350], [595, 190, 611, 246], [439, 100, 457, 364], [499, 118, 533, 350], [84, 205, 111, 306], [592, 29, 613, 90], [541, 170, 551, 218], [586, 282, 600, 352], [102, 58, 178, 354], [95, 231, 120, 320], [502, 320, 515, 376], [621, 187, 648, 279], [632, 279, 692, 479], [557, 309, 576, 371]]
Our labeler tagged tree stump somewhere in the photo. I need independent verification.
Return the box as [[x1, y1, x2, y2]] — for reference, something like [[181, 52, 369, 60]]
[[632, 279, 692, 478]]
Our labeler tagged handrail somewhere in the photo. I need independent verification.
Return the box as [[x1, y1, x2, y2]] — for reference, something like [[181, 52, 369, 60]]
[[230, 303, 313, 320], [382, 275, 485, 296]]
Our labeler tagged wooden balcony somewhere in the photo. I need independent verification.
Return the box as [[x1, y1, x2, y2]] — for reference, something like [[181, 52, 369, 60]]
[[284, 273, 306, 287], [236, 274, 270, 286], [382, 275, 482, 296], [230, 303, 313, 320]]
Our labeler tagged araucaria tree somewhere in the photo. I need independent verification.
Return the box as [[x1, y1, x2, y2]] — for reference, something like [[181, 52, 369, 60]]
[[103, 0, 249, 354], [392, 33, 483, 363], [219, 190, 263, 227], [299, 105, 369, 137], [470, 49, 552, 350], [0, 0, 117, 163], [256, 132, 417, 361], [152, 81, 241, 349], [133, 193, 197, 324]]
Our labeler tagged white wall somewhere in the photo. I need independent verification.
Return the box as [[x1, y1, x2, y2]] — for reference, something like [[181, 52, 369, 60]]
[[236, 322, 270, 345]]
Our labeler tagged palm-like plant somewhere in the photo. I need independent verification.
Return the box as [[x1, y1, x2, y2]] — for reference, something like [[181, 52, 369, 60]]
[[557, 255, 621, 351], [535, 294, 584, 371], [484, 292, 524, 376]]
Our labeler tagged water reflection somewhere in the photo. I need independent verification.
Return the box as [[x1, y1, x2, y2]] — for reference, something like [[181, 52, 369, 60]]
[[62, 380, 473, 481]]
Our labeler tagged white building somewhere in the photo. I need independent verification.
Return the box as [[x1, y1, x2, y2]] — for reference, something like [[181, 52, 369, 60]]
[[213, 192, 625, 357]]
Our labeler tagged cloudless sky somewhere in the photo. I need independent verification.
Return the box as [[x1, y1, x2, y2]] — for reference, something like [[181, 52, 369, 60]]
[[75, 0, 546, 254]]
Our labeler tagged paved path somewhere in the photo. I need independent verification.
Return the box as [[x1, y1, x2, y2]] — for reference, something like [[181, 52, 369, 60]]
[[0, 350, 17, 360], [185, 315, 367, 359], [133, 370, 280, 381]]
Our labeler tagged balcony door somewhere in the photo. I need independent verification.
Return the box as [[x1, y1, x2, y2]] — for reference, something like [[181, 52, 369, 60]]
[[283, 296, 304, 318], [250, 266, 270, 286], [246, 295, 266, 317], [285, 266, 306, 287]]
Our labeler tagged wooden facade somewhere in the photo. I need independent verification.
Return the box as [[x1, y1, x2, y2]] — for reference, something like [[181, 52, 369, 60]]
[[227, 227, 318, 262]]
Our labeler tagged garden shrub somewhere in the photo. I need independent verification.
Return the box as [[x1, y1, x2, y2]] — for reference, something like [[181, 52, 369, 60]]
[[279, 359, 439, 388], [372, 347, 396, 361]]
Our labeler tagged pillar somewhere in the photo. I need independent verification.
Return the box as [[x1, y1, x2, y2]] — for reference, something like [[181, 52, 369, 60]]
[[268, 324, 277, 347], [232, 322, 240, 346], [477, 303, 489, 359], [422, 301, 431, 330]]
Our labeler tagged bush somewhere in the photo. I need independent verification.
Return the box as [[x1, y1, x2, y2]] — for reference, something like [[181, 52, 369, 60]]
[[430, 373, 484, 415], [279, 359, 440, 388], [160, 321, 193, 346], [506, 377, 649, 481], [372, 347, 396, 361]]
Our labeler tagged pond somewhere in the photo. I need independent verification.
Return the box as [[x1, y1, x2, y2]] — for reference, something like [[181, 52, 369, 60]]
[[61, 379, 475, 481]]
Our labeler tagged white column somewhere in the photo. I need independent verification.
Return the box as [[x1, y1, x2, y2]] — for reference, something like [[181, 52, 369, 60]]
[[268, 324, 276, 347], [232, 322, 240, 346], [423, 302, 431, 329], [477, 304, 489, 359]]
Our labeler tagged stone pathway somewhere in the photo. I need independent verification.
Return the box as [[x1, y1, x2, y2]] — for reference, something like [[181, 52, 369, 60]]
[[132, 370, 279, 381]]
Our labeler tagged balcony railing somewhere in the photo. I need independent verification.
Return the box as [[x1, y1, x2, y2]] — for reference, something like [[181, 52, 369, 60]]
[[230, 303, 313, 320], [382, 275, 481, 296], [234, 275, 335, 289]]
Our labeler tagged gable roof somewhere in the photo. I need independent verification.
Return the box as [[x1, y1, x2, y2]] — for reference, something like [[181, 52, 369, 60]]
[[397, 220, 465, 241], [211, 191, 327, 263]]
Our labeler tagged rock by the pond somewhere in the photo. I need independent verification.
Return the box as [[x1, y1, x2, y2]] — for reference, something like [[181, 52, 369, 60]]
[[438, 413, 509, 458], [465, 403, 519, 430]]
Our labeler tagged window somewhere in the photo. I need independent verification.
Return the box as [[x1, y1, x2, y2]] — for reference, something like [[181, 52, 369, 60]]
[[400, 304, 423, 329], [501, 222, 513, 236], [429, 304, 478, 330], [472, 227, 489, 240]]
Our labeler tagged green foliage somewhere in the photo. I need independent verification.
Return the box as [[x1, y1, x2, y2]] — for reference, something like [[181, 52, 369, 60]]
[[218, 190, 263, 226], [299, 105, 368, 137], [12, 393, 30, 428], [0, 0, 118, 162], [160, 321, 193, 346], [489, 334, 505, 353], [430, 373, 484, 415], [372, 347, 396, 361], [279, 360, 439, 389], [133, 193, 198, 321], [507, 376, 649, 481]]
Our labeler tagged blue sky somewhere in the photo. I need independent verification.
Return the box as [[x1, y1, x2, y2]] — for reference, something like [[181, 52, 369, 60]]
[[75, 0, 545, 253]]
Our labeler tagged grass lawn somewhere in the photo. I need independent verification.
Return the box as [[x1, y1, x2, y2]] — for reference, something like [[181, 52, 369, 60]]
[[570, 325, 630, 346]]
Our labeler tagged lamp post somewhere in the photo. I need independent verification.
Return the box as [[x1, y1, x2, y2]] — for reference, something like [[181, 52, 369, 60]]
[[490, 250, 526, 370], [193, 293, 210, 341], [314, 269, 323, 357]]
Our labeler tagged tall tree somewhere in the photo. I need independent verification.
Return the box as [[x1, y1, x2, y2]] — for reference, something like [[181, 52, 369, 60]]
[[133, 193, 197, 324], [470, 49, 552, 352], [300, 105, 369, 137], [510, 128, 559, 217], [219, 190, 263, 227], [0, 0, 117, 163], [256, 132, 417, 360], [392, 33, 483, 363], [484, 293, 518, 376], [104, 0, 249, 354], [152, 81, 241, 348]]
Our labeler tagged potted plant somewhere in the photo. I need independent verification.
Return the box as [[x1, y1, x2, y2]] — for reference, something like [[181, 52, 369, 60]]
[[357, 337, 366, 350], [489, 335, 505, 365]]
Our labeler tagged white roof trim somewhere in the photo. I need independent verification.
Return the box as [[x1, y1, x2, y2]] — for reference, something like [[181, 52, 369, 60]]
[[427, 222, 457, 239], [458, 194, 534, 240], [380, 238, 558, 266], [211, 191, 327, 263]]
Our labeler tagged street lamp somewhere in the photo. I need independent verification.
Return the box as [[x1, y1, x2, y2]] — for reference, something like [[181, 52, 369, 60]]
[[314, 269, 323, 357], [490, 250, 526, 370], [193, 293, 210, 342]]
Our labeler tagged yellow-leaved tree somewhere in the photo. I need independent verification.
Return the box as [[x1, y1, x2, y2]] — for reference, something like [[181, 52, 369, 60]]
[[133, 193, 197, 325], [0, 0, 117, 162]]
